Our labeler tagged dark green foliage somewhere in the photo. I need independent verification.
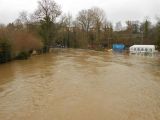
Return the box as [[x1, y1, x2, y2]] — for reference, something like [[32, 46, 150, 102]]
[[0, 36, 12, 63], [39, 17, 56, 52], [143, 20, 150, 38], [15, 51, 30, 60]]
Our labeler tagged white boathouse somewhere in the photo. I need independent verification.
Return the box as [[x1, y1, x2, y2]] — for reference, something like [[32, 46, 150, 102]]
[[129, 45, 156, 53]]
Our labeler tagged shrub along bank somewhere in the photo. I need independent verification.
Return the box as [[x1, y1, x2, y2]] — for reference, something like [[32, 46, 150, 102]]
[[0, 29, 43, 63]]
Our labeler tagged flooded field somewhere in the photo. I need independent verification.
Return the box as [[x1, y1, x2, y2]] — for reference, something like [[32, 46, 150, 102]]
[[0, 49, 160, 120]]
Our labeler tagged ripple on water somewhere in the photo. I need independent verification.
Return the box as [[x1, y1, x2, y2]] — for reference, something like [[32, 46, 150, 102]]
[[0, 49, 160, 120]]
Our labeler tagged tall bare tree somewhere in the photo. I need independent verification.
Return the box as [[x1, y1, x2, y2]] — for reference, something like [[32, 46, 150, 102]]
[[34, 0, 61, 22], [91, 7, 106, 44], [76, 9, 94, 32], [19, 11, 29, 24], [91, 7, 106, 29], [33, 0, 61, 52]]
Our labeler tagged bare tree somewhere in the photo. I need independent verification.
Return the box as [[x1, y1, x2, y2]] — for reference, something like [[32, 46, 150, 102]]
[[19, 11, 29, 24], [91, 7, 106, 44], [60, 13, 73, 28], [32, 0, 62, 52], [76, 9, 94, 32], [91, 7, 106, 30], [102, 19, 113, 48], [34, 0, 61, 22], [76, 7, 107, 48], [76, 9, 96, 47], [58, 13, 73, 47], [14, 19, 23, 30]]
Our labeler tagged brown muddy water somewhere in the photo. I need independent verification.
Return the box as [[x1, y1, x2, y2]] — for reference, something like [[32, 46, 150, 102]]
[[0, 49, 160, 120]]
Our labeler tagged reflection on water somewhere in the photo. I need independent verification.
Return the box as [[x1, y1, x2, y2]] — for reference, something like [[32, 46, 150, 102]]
[[129, 52, 160, 58], [0, 49, 160, 120]]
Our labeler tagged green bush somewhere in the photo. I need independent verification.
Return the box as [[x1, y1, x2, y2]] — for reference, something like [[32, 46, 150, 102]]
[[15, 51, 30, 60], [0, 39, 12, 63]]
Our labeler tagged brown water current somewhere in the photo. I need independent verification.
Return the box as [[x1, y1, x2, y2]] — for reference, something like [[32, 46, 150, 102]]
[[0, 49, 160, 120]]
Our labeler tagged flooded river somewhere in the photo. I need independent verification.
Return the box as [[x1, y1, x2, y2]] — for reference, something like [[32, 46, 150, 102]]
[[0, 49, 160, 120]]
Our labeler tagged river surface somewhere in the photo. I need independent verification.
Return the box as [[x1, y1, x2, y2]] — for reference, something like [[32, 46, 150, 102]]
[[0, 49, 160, 120]]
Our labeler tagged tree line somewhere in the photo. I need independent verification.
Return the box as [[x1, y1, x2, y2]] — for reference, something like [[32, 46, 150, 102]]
[[0, 0, 160, 63]]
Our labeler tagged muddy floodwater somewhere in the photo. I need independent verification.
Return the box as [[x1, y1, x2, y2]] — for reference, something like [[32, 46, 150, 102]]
[[0, 49, 160, 120]]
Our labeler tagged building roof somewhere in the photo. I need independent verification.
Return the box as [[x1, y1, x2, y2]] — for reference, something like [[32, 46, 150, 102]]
[[130, 45, 155, 48]]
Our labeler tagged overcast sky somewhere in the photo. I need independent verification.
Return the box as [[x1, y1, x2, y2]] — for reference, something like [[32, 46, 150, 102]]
[[0, 0, 160, 25]]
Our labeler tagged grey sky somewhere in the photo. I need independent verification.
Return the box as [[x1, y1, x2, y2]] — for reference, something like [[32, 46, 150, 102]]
[[0, 0, 160, 25]]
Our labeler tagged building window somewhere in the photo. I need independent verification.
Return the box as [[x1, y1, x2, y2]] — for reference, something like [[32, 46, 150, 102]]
[[149, 48, 152, 52], [145, 48, 148, 52], [141, 48, 144, 51]]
